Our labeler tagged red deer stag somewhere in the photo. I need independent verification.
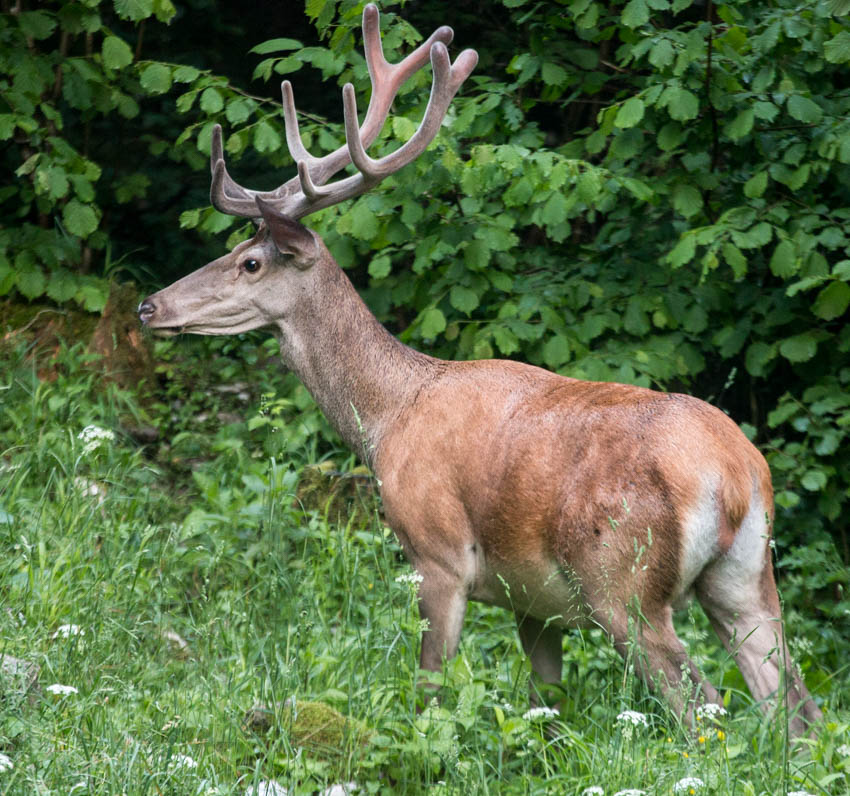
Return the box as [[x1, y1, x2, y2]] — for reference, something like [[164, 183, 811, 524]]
[[139, 4, 821, 735]]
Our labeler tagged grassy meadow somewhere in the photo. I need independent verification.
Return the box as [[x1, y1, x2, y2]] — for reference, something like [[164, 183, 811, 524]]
[[0, 335, 848, 795]]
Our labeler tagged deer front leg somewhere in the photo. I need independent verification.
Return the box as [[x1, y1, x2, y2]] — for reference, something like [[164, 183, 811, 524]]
[[416, 567, 468, 673], [517, 614, 563, 708]]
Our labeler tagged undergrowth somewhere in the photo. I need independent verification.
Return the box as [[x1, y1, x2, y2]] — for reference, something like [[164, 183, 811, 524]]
[[0, 339, 847, 795]]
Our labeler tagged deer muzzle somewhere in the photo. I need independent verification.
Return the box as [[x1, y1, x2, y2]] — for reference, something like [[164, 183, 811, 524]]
[[138, 299, 156, 324], [138, 296, 184, 336]]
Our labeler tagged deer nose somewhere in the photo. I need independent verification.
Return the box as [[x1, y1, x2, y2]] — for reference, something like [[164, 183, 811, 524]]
[[138, 299, 157, 324]]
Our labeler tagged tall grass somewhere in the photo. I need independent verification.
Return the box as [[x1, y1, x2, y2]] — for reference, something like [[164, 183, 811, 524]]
[[0, 340, 847, 795]]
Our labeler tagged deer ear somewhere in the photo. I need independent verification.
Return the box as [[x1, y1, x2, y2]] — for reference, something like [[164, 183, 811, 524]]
[[255, 197, 318, 267]]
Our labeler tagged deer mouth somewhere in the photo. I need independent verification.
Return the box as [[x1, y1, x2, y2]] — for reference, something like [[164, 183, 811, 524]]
[[149, 325, 185, 337]]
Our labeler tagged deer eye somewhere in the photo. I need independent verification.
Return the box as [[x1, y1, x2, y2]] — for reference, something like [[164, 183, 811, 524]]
[[242, 258, 260, 274]]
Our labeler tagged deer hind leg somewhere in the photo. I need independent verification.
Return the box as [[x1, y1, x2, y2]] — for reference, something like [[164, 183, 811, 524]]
[[695, 558, 822, 737], [595, 600, 719, 724], [516, 614, 563, 707]]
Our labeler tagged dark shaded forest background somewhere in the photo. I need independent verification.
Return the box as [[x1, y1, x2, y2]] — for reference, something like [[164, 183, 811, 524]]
[[2, 0, 849, 666]]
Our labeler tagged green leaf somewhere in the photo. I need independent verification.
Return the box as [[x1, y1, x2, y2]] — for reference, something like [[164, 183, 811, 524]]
[[420, 308, 446, 338], [833, 260, 850, 280], [666, 234, 696, 268], [672, 183, 702, 218], [368, 255, 391, 280], [63, 199, 99, 238], [724, 108, 754, 141], [620, 177, 654, 201], [576, 170, 601, 204], [43, 166, 70, 200], [800, 470, 827, 492], [812, 281, 850, 321], [622, 0, 649, 28], [657, 122, 684, 151], [540, 192, 568, 228], [76, 281, 108, 313], [743, 171, 767, 199], [250, 38, 302, 54], [225, 98, 252, 125], [173, 65, 201, 83], [786, 94, 823, 124], [752, 101, 778, 122], [541, 61, 568, 86], [779, 332, 818, 363], [815, 430, 841, 456], [347, 202, 378, 241], [450, 285, 479, 315], [745, 341, 776, 376], [153, 0, 176, 23], [824, 30, 850, 63], [648, 39, 674, 69], [464, 239, 490, 270], [102, 36, 133, 69], [769, 240, 797, 278], [115, 0, 154, 21], [200, 87, 224, 113], [15, 262, 46, 299], [180, 208, 200, 229], [614, 97, 645, 129], [46, 268, 79, 303], [722, 242, 747, 278], [253, 120, 280, 153], [542, 334, 570, 368], [140, 63, 172, 94], [663, 85, 699, 121], [732, 222, 773, 250], [624, 296, 650, 335], [18, 11, 56, 39]]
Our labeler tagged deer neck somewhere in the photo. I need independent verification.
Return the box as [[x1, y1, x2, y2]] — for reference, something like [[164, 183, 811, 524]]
[[273, 260, 438, 464]]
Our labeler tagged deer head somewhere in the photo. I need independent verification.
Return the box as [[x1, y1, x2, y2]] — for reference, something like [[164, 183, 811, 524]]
[[138, 4, 477, 337]]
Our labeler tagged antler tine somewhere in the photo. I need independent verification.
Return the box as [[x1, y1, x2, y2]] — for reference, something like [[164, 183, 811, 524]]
[[291, 4, 456, 192], [210, 159, 261, 216], [344, 43, 478, 182], [210, 125, 257, 215]]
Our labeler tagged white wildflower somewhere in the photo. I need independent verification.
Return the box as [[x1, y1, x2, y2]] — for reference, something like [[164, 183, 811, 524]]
[[394, 571, 424, 586], [616, 709, 648, 741], [169, 753, 197, 770], [74, 477, 107, 505], [522, 706, 559, 721], [616, 710, 648, 727], [46, 683, 78, 696], [245, 782, 289, 796], [787, 791, 816, 796], [582, 788, 604, 796], [0, 753, 12, 772], [837, 743, 850, 757], [674, 777, 705, 794], [78, 424, 115, 454], [52, 624, 83, 639], [319, 784, 358, 796], [696, 703, 727, 721], [613, 790, 646, 796]]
